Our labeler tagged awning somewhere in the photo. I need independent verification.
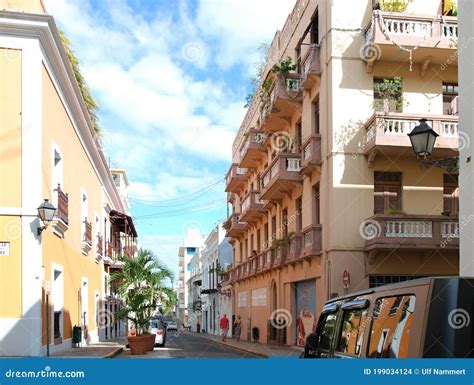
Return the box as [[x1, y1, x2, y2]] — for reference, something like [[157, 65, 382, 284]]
[[109, 210, 138, 237]]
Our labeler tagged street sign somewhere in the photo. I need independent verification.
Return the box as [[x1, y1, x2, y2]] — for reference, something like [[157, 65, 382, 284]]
[[0, 242, 10, 256], [45, 280, 51, 295], [343, 269, 350, 289]]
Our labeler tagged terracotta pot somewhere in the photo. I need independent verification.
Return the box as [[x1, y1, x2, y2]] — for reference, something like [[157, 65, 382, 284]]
[[145, 333, 156, 351], [127, 335, 149, 355]]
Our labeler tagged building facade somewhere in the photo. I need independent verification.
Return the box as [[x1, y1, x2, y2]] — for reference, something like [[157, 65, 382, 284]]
[[187, 248, 202, 332], [200, 224, 231, 335], [225, 0, 459, 346], [176, 228, 204, 326], [0, 1, 137, 356]]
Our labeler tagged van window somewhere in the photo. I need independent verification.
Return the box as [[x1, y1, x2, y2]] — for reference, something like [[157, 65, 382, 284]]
[[367, 295, 416, 358], [318, 312, 337, 351], [337, 308, 369, 356]]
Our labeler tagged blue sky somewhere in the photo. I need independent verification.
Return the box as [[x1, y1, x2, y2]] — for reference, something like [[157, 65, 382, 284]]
[[45, 0, 295, 276]]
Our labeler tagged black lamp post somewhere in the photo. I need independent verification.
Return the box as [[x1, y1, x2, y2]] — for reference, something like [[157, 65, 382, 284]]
[[407, 118, 459, 172], [37, 199, 57, 235]]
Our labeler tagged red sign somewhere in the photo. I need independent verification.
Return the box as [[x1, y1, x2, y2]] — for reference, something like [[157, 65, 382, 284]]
[[343, 269, 350, 289]]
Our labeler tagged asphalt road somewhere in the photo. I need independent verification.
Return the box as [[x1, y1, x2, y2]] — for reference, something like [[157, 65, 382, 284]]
[[116, 332, 261, 358]]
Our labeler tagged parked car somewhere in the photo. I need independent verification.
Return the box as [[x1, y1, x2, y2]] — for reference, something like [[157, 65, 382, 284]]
[[166, 321, 178, 332], [150, 318, 167, 347], [303, 277, 474, 358]]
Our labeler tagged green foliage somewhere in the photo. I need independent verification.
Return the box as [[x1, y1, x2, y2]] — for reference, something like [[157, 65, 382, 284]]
[[244, 43, 270, 108], [387, 207, 404, 215], [111, 249, 175, 335], [272, 232, 296, 250], [59, 30, 100, 134], [272, 56, 297, 74], [378, 0, 409, 12], [373, 77, 404, 112]]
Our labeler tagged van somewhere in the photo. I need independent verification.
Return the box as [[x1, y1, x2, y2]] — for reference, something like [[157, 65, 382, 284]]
[[303, 277, 474, 358]]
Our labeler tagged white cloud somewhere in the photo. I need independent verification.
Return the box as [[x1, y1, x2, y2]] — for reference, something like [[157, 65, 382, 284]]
[[44, 0, 294, 213]]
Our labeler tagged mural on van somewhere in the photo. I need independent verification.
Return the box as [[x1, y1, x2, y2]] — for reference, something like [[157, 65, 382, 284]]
[[295, 280, 316, 346]]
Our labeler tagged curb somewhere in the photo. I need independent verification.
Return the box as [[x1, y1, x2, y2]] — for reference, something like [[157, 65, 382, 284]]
[[188, 333, 269, 358], [103, 347, 123, 359]]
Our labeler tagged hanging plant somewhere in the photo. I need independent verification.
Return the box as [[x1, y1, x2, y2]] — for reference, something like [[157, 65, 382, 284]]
[[373, 77, 405, 112], [272, 56, 297, 74], [377, 0, 409, 12], [60, 31, 100, 135]]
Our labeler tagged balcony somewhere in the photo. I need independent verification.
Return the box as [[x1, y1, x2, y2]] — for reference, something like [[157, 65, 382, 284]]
[[262, 248, 274, 271], [286, 234, 303, 263], [300, 135, 322, 174], [227, 191, 236, 203], [240, 191, 266, 222], [52, 184, 69, 237], [300, 44, 322, 90], [363, 214, 459, 257], [364, 112, 458, 166], [239, 129, 267, 168], [225, 164, 248, 193], [82, 219, 92, 255], [363, 11, 457, 71], [261, 153, 303, 201], [224, 213, 246, 238], [96, 234, 103, 262], [260, 73, 302, 132], [301, 225, 323, 258]]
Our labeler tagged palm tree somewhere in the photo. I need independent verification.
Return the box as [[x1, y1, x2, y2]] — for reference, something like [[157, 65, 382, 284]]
[[111, 249, 175, 335]]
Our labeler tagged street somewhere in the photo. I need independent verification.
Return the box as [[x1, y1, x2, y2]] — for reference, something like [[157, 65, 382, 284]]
[[116, 333, 261, 358]]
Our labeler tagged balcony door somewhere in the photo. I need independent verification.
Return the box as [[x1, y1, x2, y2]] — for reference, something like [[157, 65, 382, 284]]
[[374, 172, 402, 214]]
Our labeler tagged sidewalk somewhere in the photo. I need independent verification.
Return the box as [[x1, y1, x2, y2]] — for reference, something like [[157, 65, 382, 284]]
[[50, 339, 125, 358], [189, 332, 303, 358]]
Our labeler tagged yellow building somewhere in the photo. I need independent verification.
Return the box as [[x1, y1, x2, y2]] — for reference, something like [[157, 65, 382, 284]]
[[226, 0, 459, 346], [0, 1, 137, 355]]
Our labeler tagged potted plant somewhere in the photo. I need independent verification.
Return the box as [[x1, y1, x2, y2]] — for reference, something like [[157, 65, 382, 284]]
[[112, 249, 175, 355], [373, 77, 405, 113]]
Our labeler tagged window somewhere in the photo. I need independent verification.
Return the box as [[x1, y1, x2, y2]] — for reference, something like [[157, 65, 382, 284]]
[[264, 223, 269, 249], [53, 311, 61, 339], [313, 99, 320, 134], [443, 83, 459, 115], [313, 185, 320, 224], [310, 11, 319, 44], [373, 78, 403, 113], [374, 172, 402, 214], [52, 267, 64, 341], [369, 275, 427, 288], [282, 209, 288, 237], [443, 174, 459, 215], [337, 309, 369, 356], [295, 121, 302, 152], [296, 198, 302, 233], [368, 295, 416, 358], [52, 144, 64, 206], [257, 229, 261, 252], [317, 312, 337, 352], [271, 216, 277, 241]]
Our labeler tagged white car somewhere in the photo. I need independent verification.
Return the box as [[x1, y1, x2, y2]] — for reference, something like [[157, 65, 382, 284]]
[[150, 318, 167, 347], [166, 321, 178, 331]]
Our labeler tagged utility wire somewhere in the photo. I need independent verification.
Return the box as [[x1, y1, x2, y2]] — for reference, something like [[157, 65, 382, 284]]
[[133, 201, 226, 221], [133, 199, 226, 220]]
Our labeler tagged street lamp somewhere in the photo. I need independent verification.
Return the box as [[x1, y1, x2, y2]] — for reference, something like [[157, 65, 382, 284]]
[[407, 118, 459, 172], [37, 199, 56, 235]]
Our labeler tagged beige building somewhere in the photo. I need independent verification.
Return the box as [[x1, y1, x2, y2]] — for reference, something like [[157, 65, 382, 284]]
[[225, 0, 459, 346]]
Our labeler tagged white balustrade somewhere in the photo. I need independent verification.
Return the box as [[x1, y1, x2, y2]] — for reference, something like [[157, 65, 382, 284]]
[[304, 142, 312, 160], [237, 167, 247, 175], [270, 162, 279, 178], [255, 193, 262, 204], [441, 121, 458, 137], [385, 221, 432, 238], [384, 119, 420, 135], [441, 222, 459, 238], [241, 196, 250, 213], [286, 78, 300, 92], [366, 121, 376, 143], [383, 18, 432, 37], [262, 172, 270, 188], [442, 23, 458, 38], [287, 158, 301, 172]]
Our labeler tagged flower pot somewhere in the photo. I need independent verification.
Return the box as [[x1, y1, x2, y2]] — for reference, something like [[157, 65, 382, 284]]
[[144, 333, 156, 351], [127, 335, 149, 355]]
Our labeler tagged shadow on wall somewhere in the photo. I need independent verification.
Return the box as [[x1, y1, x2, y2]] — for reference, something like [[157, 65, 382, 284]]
[[0, 291, 73, 357]]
